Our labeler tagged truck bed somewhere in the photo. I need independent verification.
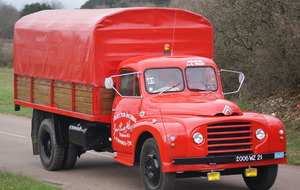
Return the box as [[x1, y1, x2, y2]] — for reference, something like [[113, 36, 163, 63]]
[[15, 75, 114, 122]]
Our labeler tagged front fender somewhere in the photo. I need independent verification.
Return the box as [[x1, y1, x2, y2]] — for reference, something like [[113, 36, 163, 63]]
[[132, 116, 188, 164], [262, 114, 286, 153]]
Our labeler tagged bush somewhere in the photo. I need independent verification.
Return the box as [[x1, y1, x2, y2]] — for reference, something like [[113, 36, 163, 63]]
[[0, 40, 13, 68]]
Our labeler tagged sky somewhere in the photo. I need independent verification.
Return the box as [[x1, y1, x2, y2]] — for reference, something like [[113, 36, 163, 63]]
[[4, 0, 87, 10]]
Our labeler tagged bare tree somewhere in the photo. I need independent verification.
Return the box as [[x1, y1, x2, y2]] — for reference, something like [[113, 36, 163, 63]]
[[0, 1, 19, 39], [49, 0, 64, 9]]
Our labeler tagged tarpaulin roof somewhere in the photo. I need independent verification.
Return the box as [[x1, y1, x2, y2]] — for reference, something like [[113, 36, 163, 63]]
[[14, 8, 213, 87]]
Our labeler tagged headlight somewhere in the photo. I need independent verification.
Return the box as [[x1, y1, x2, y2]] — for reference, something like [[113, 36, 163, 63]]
[[255, 129, 265, 140], [193, 132, 204, 144]]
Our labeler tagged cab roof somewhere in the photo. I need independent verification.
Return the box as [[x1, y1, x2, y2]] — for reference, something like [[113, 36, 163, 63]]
[[118, 55, 217, 72]]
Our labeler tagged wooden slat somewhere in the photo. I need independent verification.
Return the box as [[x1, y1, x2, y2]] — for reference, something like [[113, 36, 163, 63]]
[[16, 90, 30, 97], [17, 95, 30, 102], [34, 94, 49, 102], [34, 79, 50, 85], [34, 98, 48, 106], [34, 84, 50, 91], [101, 93, 114, 99], [54, 92, 71, 100], [75, 107, 92, 115], [75, 102, 92, 109], [75, 96, 92, 104], [101, 104, 113, 110], [75, 84, 92, 91], [100, 88, 114, 94], [54, 98, 71, 106], [17, 80, 30, 88], [17, 85, 30, 92], [54, 87, 71, 94], [16, 76, 30, 82], [100, 88, 114, 114], [57, 103, 72, 111], [75, 90, 92, 98], [54, 81, 72, 88], [34, 88, 50, 95]]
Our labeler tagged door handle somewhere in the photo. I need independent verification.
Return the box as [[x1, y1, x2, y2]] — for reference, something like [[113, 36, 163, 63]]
[[112, 109, 118, 112]]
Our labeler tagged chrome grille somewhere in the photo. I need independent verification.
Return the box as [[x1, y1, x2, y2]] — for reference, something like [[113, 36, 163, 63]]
[[207, 122, 253, 156]]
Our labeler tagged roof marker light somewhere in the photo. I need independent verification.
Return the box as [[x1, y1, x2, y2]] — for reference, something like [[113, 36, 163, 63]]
[[163, 44, 170, 55]]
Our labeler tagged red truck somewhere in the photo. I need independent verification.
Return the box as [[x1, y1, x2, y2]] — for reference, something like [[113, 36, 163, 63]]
[[14, 8, 286, 190]]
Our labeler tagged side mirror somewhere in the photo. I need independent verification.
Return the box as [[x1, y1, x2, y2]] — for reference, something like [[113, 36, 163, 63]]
[[220, 69, 245, 95], [104, 77, 114, 89], [239, 73, 245, 84]]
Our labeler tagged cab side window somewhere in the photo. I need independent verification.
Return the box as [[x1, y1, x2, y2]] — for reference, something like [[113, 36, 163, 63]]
[[120, 70, 140, 97]]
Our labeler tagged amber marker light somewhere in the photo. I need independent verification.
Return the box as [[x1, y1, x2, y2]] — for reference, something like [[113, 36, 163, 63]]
[[170, 143, 176, 148], [163, 44, 170, 55]]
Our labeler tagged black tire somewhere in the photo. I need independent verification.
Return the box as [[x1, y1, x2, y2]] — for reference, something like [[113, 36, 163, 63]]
[[243, 165, 278, 190], [140, 138, 175, 190], [38, 118, 65, 171], [61, 144, 78, 170]]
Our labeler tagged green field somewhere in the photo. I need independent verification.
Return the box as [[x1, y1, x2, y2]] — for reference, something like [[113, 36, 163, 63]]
[[0, 171, 60, 190], [0, 68, 32, 117]]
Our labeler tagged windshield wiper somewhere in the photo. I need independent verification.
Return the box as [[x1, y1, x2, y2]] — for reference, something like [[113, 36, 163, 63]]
[[189, 88, 207, 91], [158, 83, 181, 95]]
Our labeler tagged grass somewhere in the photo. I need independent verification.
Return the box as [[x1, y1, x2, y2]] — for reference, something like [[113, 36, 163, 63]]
[[0, 171, 60, 190], [285, 120, 300, 165], [0, 68, 32, 117]]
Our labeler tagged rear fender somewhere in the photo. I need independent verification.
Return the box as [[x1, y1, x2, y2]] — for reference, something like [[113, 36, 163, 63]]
[[31, 109, 77, 155]]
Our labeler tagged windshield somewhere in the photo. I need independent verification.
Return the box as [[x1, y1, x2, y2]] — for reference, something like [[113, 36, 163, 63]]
[[186, 67, 218, 91], [144, 68, 184, 94]]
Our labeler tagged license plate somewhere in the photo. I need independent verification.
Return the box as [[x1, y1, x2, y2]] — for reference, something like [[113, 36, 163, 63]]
[[207, 172, 220, 181], [235, 154, 263, 162]]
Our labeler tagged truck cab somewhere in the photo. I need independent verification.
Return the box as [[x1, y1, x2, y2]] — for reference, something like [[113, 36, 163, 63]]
[[107, 53, 286, 190]]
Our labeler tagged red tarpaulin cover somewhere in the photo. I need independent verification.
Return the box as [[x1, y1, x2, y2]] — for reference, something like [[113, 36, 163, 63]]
[[14, 8, 213, 87]]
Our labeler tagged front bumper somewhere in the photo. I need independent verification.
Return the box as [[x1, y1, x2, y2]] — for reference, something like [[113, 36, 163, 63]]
[[173, 152, 285, 165], [162, 152, 286, 173]]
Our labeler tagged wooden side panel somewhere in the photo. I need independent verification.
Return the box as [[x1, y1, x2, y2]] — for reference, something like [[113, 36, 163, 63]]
[[33, 78, 50, 106], [75, 84, 92, 115], [15, 75, 111, 118], [100, 88, 114, 114], [53, 81, 72, 111], [16, 75, 30, 102]]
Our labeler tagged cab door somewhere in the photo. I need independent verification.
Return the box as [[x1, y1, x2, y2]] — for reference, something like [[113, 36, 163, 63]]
[[111, 70, 141, 153]]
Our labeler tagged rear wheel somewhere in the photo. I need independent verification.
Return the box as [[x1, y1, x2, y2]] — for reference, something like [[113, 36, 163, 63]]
[[38, 118, 65, 171], [61, 144, 78, 170], [243, 165, 278, 190], [140, 138, 175, 190]]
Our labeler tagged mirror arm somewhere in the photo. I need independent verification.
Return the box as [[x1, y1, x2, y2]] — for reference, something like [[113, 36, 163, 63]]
[[108, 80, 123, 97], [220, 69, 245, 95]]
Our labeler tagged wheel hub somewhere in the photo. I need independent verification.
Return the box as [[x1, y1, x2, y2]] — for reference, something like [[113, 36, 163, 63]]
[[145, 154, 160, 186], [43, 133, 52, 158]]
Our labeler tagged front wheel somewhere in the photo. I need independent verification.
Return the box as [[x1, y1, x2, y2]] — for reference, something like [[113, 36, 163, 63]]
[[140, 138, 175, 190], [243, 164, 278, 190]]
